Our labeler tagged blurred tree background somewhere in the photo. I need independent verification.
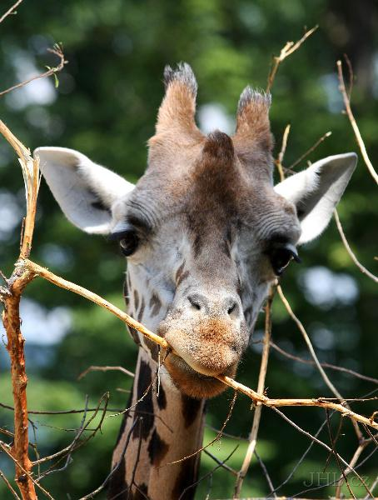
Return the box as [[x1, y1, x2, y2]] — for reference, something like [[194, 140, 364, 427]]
[[0, 0, 377, 498]]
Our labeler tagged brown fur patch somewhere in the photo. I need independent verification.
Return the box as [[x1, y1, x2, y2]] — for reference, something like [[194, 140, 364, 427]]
[[181, 394, 202, 428], [147, 429, 169, 466], [149, 293, 162, 317], [156, 384, 167, 411], [176, 262, 190, 287], [133, 289, 140, 312], [107, 455, 127, 498], [137, 297, 145, 323], [171, 456, 199, 500], [129, 483, 148, 500], [203, 130, 234, 161], [144, 338, 159, 362], [128, 327, 141, 346], [133, 360, 154, 441]]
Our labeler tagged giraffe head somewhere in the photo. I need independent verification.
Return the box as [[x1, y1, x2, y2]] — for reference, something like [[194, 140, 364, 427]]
[[35, 63, 357, 399]]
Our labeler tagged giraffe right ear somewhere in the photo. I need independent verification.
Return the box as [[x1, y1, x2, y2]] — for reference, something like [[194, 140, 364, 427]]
[[34, 147, 135, 234], [274, 153, 357, 244]]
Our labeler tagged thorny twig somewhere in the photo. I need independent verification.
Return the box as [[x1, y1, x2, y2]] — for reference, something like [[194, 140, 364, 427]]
[[0, 121, 40, 499], [203, 449, 238, 476], [0, 468, 21, 499], [254, 449, 277, 497]]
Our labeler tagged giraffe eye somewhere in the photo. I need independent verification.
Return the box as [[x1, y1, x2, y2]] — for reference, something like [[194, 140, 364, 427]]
[[270, 244, 301, 276], [119, 230, 139, 256]]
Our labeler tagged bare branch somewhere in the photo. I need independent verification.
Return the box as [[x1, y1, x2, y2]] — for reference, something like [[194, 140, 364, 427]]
[[266, 25, 318, 92], [254, 449, 277, 497], [234, 286, 275, 498], [78, 365, 135, 380], [0, 45, 67, 98], [275, 124, 290, 181], [277, 284, 363, 440], [178, 446, 239, 500], [288, 131, 332, 170], [271, 408, 373, 498], [0, 468, 21, 499], [270, 340, 378, 385], [337, 59, 378, 185], [20, 259, 378, 431], [0, 0, 23, 24], [334, 210, 378, 283], [79, 418, 140, 500]]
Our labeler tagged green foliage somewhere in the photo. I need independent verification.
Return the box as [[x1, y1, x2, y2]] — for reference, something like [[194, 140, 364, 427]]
[[0, 0, 377, 498]]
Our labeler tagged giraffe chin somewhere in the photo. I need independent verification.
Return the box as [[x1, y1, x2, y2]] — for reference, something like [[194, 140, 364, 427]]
[[165, 352, 238, 399]]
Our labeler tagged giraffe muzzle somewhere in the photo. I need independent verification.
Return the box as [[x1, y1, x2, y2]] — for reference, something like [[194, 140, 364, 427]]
[[158, 293, 248, 397]]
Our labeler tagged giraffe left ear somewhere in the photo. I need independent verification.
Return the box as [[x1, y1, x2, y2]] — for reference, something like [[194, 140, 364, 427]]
[[274, 153, 357, 244]]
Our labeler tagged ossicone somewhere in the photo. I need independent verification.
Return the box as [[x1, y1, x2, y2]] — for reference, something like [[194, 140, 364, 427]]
[[155, 62, 202, 139]]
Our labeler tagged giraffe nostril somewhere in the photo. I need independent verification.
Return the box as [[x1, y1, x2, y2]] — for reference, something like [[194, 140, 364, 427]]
[[227, 300, 238, 316], [227, 303, 236, 315], [188, 295, 201, 311]]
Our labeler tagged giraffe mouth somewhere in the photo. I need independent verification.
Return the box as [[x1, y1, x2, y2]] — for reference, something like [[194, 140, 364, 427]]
[[164, 351, 238, 399]]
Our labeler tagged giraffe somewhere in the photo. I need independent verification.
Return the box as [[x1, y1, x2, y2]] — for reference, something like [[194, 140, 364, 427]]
[[35, 63, 357, 499]]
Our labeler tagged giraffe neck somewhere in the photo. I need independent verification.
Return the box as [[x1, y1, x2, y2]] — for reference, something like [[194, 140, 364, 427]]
[[109, 349, 205, 499], [109, 271, 206, 499]]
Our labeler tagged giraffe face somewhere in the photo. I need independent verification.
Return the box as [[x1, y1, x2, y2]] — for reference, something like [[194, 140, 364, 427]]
[[116, 130, 301, 398], [36, 64, 357, 400]]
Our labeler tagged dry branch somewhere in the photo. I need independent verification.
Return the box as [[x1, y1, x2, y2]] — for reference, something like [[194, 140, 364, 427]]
[[334, 210, 378, 283], [0, 45, 67, 98], [0, 0, 23, 24], [20, 259, 378, 432], [266, 25, 318, 92], [277, 284, 363, 441], [288, 131, 332, 170], [337, 59, 378, 185], [78, 365, 135, 381], [233, 287, 275, 498], [0, 121, 39, 499], [270, 340, 378, 385], [275, 124, 290, 182]]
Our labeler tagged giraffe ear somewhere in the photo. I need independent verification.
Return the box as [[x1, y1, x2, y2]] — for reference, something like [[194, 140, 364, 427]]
[[34, 147, 135, 234], [274, 153, 357, 244]]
